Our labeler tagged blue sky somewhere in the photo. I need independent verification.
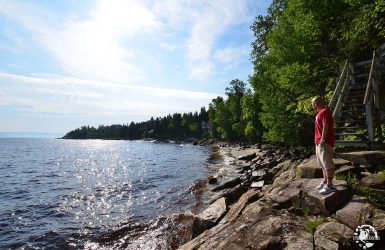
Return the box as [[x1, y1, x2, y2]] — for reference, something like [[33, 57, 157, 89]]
[[0, 0, 271, 136]]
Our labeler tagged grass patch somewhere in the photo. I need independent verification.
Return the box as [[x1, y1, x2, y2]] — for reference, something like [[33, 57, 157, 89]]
[[377, 171, 385, 179], [356, 188, 385, 207], [305, 218, 326, 234], [292, 206, 309, 216], [336, 172, 359, 193]]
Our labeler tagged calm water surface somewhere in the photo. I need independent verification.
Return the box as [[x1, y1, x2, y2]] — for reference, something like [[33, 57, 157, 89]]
[[0, 139, 214, 249]]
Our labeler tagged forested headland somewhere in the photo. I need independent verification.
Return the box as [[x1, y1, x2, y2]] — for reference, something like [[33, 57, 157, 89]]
[[63, 0, 385, 145]]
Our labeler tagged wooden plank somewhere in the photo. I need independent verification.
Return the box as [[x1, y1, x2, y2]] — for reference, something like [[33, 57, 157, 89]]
[[365, 103, 374, 142], [329, 60, 348, 110], [363, 51, 376, 104]]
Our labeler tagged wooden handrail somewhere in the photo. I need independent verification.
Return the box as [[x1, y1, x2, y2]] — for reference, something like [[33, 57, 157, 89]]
[[333, 68, 350, 117], [363, 50, 376, 104], [329, 60, 348, 109]]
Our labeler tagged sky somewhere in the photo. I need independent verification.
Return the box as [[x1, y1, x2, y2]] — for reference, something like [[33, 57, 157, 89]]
[[0, 0, 271, 137]]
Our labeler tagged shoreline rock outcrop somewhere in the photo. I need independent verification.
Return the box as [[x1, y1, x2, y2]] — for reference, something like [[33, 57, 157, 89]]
[[180, 144, 385, 249]]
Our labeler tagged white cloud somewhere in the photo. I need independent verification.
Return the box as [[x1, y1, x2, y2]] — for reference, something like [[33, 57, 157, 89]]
[[0, 72, 220, 117], [0, 0, 256, 83], [214, 45, 250, 66], [0, 0, 160, 83], [185, 1, 253, 81]]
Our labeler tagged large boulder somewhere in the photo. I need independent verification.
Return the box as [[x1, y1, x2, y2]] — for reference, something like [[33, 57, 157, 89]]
[[192, 197, 227, 236], [336, 195, 385, 235], [267, 178, 348, 215], [314, 222, 353, 249], [237, 152, 256, 161], [296, 156, 323, 179], [359, 174, 385, 189], [301, 179, 349, 216], [209, 185, 248, 205]]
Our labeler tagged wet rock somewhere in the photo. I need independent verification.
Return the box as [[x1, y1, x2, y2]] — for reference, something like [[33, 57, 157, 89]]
[[314, 222, 353, 249], [250, 180, 265, 188], [237, 152, 256, 161], [208, 176, 217, 184], [336, 150, 385, 165], [360, 174, 385, 189], [209, 185, 248, 205], [211, 177, 241, 192]]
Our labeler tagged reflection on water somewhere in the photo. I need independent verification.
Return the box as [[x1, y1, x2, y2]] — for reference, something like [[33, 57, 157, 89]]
[[0, 139, 212, 249]]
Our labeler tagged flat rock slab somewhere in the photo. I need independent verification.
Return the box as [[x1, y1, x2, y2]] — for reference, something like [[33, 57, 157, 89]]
[[335, 165, 357, 175], [211, 177, 241, 192], [297, 156, 351, 179], [335, 195, 385, 232], [334, 158, 352, 167], [252, 169, 266, 177], [250, 180, 264, 188], [237, 152, 256, 161], [200, 197, 227, 224], [314, 222, 353, 249], [296, 156, 323, 178], [336, 151, 385, 165], [360, 174, 385, 189], [302, 179, 349, 215]]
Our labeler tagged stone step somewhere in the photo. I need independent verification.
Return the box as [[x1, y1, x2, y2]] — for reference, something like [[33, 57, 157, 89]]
[[336, 150, 385, 164]]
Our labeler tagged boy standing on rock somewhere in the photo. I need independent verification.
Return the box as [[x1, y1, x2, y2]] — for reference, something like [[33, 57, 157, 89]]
[[311, 96, 336, 195]]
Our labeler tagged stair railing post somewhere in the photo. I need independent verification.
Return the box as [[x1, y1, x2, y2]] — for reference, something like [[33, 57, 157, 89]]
[[333, 64, 350, 118], [329, 60, 348, 111], [366, 101, 374, 145]]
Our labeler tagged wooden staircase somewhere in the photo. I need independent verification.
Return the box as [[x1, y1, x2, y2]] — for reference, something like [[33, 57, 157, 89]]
[[329, 43, 385, 148]]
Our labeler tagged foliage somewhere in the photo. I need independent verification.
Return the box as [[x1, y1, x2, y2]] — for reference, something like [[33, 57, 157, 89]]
[[305, 218, 326, 234], [208, 79, 264, 142], [250, 0, 385, 144], [63, 108, 209, 140], [336, 172, 359, 193]]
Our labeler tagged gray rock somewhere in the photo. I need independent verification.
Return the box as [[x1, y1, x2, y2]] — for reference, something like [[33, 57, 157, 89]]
[[252, 169, 266, 177], [209, 185, 248, 205], [211, 177, 241, 192], [237, 152, 256, 161], [301, 179, 349, 216], [360, 174, 385, 189], [200, 197, 227, 225], [335, 165, 357, 176], [314, 222, 353, 249], [296, 155, 323, 179], [250, 180, 265, 188], [336, 195, 374, 229]]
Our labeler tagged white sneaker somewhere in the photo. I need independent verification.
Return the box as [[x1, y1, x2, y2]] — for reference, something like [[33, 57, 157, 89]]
[[319, 185, 337, 195], [316, 182, 325, 190]]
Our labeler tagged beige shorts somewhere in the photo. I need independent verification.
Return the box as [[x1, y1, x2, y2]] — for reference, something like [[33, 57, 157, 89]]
[[316, 143, 335, 170]]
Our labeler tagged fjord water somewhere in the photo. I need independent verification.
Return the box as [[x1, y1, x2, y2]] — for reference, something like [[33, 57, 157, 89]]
[[0, 139, 212, 249]]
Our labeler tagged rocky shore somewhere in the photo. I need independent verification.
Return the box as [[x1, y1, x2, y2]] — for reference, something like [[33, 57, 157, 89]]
[[180, 143, 385, 249]]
